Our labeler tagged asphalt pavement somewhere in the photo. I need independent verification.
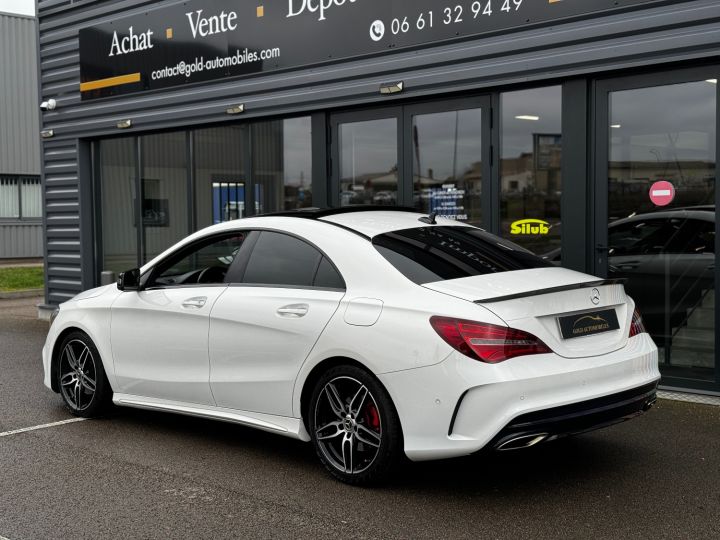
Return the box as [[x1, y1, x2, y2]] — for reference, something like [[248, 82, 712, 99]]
[[0, 296, 719, 539]]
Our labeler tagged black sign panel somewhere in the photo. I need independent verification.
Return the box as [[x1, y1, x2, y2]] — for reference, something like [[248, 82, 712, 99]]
[[79, 0, 663, 100], [558, 309, 620, 340]]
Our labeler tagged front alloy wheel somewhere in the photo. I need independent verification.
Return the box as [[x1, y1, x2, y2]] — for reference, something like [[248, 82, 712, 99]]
[[309, 366, 402, 485], [57, 331, 111, 417]]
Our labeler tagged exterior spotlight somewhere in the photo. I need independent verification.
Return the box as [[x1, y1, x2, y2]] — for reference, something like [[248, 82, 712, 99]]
[[380, 81, 404, 95], [117, 119, 132, 129], [41, 129, 54, 138], [40, 99, 57, 111], [226, 104, 245, 115]]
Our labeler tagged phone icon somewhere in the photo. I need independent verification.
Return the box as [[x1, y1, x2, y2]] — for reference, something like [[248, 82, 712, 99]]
[[369, 20, 385, 42]]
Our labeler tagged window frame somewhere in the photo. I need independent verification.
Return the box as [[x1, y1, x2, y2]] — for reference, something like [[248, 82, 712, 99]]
[[0, 175, 43, 223]]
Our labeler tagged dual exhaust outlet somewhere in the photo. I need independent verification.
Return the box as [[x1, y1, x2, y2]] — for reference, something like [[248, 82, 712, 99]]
[[495, 432, 550, 451]]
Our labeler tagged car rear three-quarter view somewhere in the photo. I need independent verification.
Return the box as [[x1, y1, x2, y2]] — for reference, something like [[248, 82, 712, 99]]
[[42, 208, 660, 485]]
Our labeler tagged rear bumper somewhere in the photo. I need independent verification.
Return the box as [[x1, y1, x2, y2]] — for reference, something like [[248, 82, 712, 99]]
[[488, 381, 657, 451], [378, 333, 660, 461]]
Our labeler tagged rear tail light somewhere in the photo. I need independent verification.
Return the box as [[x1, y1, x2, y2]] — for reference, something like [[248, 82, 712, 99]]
[[629, 308, 646, 337], [430, 316, 551, 364]]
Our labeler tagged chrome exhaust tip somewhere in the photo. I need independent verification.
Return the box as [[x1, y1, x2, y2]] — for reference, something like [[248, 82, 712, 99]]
[[496, 433, 549, 451], [642, 396, 657, 412]]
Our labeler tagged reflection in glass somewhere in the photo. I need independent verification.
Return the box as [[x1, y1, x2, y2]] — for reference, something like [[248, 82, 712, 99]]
[[252, 117, 313, 213], [194, 126, 245, 228], [412, 109, 482, 226], [339, 118, 398, 206], [141, 132, 189, 262], [99, 137, 138, 274], [609, 80, 716, 383], [500, 86, 562, 256]]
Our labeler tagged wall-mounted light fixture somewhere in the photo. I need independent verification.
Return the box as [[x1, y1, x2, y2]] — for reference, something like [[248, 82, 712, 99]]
[[380, 81, 404, 95], [40, 99, 57, 111], [117, 119, 133, 129], [40, 129, 54, 138], [226, 103, 245, 115]]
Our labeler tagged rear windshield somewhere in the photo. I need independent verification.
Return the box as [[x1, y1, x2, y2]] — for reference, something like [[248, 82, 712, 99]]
[[373, 226, 552, 284]]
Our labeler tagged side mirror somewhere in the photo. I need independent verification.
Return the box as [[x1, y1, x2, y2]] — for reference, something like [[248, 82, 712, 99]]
[[117, 268, 141, 291]]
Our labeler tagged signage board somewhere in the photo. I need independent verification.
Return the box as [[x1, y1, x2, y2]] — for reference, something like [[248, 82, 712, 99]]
[[79, 0, 665, 100]]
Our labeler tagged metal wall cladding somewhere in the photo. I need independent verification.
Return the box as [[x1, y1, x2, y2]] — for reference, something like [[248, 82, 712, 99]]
[[37, 0, 720, 305], [0, 14, 40, 176], [0, 223, 43, 258]]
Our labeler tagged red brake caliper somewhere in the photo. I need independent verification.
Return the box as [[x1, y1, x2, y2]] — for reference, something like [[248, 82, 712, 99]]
[[364, 403, 380, 431]]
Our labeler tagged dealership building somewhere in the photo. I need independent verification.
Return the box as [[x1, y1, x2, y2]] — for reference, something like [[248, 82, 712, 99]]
[[37, 0, 718, 394]]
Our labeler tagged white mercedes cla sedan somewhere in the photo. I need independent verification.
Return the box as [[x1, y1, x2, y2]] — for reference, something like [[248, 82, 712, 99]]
[[43, 208, 660, 484]]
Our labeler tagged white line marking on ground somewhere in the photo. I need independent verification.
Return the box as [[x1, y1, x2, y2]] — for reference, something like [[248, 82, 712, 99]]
[[0, 417, 88, 438], [1, 534, 13, 540]]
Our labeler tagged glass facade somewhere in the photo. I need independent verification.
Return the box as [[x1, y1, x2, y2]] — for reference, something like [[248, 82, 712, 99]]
[[97, 117, 312, 274], [253, 117, 313, 213], [608, 80, 716, 384], [141, 132, 190, 262], [99, 137, 137, 274], [93, 76, 719, 394], [411, 108, 483, 226], [500, 86, 562, 256], [338, 118, 399, 207], [194, 126, 246, 228]]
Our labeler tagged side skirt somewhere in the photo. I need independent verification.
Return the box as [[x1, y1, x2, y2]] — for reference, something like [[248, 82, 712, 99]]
[[112, 393, 312, 442]]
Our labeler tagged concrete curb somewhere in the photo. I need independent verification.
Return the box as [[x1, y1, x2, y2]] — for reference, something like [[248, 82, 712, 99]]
[[0, 289, 44, 300]]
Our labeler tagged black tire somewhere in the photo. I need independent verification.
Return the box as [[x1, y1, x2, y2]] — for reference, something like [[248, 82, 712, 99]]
[[308, 364, 403, 485], [56, 330, 112, 418]]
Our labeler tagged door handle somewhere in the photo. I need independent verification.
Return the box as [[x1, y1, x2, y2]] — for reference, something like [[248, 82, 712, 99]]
[[182, 296, 207, 309], [277, 304, 309, 318]]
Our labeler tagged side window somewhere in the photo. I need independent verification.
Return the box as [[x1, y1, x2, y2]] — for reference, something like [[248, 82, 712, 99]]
[[609, 219, 673, 256], [672, 219, 715, 255], [150, 233, 248, 287], [243, 231, 323, 287], [314, 257, 345, 289]]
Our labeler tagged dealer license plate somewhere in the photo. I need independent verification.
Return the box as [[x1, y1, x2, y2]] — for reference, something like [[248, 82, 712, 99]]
[[558, 309, 620, 340]]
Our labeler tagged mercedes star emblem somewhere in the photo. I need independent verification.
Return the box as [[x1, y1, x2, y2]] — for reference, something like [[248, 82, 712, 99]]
[[591, 288, 601, 305]]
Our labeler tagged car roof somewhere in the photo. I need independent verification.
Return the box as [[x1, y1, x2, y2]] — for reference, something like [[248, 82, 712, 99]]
[[610, 208, 715, 226]]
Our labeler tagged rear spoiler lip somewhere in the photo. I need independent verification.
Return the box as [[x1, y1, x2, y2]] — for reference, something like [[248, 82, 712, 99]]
[[473, 278, 627, 304]]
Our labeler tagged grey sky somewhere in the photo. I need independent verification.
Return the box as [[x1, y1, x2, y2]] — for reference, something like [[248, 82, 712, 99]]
[[0, 0, 34, 16]]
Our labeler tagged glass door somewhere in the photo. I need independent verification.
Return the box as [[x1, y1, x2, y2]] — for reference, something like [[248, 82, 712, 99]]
[[595, 70, 718, 391], [331, 108, 403, 207], [405, 98, 490, 228], [330, 97, 491, 225]]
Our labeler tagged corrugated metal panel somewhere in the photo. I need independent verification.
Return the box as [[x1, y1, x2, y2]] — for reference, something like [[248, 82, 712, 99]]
[[37, 0, 720, 304], [0, 14, 41, 176], [0, 223, 43, 258], [43, 137, 81, 304]]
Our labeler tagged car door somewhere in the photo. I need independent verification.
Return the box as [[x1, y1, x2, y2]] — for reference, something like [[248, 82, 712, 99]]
[[209, 230, 346, 416], [111, 232, 249, 405]]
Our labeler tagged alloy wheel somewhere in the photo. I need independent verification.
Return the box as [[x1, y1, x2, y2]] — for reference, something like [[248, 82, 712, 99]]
[[313, 376, 383, 475], [59, 339, 97, 411]]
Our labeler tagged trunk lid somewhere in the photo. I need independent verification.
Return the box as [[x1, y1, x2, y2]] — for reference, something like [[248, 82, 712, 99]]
[[423, 267, 632, 358]]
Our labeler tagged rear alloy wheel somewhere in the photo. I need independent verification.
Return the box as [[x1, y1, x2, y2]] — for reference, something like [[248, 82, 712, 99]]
[[309, 365, 402, 485], [57, 331, 111, 417]]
